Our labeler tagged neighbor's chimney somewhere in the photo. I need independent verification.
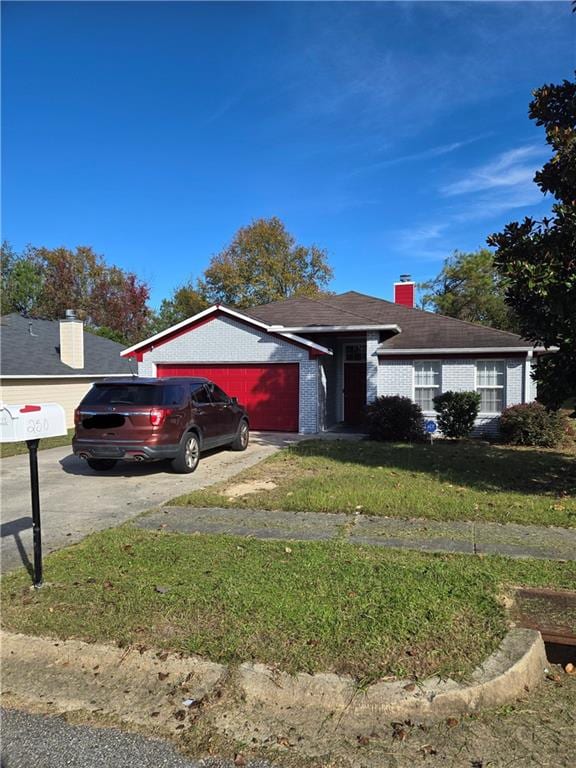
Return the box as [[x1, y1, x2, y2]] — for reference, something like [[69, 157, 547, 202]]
[[59, 309, 84, 369], [393, 274, 415, 308]]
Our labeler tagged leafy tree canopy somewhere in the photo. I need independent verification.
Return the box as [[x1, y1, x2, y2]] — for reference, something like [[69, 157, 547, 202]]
[[1, 244, 151, 345], [152, 281, 209, 333], [198, 217, 333, 308], [488, 73, 576, 409], [420, 249, 518, 333]]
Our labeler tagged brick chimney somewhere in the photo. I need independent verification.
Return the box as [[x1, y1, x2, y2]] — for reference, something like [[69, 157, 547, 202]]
[[59, 309, 84, 369], [393, 274, 415, 308]]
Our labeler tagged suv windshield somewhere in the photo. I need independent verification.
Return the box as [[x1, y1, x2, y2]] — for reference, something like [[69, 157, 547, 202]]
[[82, 384, 183, 407]]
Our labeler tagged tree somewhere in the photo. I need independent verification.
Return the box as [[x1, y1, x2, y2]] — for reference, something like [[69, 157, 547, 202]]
[[488, 74, 576, 409], [1, 242, 43, 316], [420, 249, 518, 332], [199, 217, 333, 307], [153, 280, 209, 332], [1, 243, 151, 345]]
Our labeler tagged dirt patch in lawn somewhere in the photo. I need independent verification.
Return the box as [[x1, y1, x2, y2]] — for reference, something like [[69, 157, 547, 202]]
[[225, 480, 278, 499]]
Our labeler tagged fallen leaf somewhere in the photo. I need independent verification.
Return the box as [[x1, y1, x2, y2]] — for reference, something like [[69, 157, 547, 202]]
[[173, 710, 186, 721], [157, 652, 169, 661], [155, 586, 169, 594], [158, 672, 169, 681], [446, 717, 459, 727], [150, 711, 160, 718], [403, 683, 416, 692], [234, 754, 246, 766], [284, 547, 292, 554], [276, 736, 290, 747], [357, 735, 370, 746]]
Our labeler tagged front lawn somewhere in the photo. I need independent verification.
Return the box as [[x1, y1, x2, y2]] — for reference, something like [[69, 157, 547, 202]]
[[0, 429, 74, 458], [173, 439, 576, 528], [2, 527, 575, 682]]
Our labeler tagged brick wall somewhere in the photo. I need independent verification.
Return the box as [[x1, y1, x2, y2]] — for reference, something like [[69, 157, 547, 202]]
[[138, 316, 319, 433], [376, 357, 529, 436]]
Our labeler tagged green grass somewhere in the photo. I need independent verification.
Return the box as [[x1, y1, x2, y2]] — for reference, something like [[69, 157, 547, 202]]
[[2, 526, 575, 682], [172, 439, 576, 528], [0, 429, 74, 458]]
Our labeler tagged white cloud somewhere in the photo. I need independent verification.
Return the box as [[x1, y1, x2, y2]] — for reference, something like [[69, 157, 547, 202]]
[[350, 133, 492, 176], [441, 145, 548, 197]]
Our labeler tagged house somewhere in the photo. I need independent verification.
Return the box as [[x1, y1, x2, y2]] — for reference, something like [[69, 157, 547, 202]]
[[121, 278, 540, 435], [0, 311, 133, 428]]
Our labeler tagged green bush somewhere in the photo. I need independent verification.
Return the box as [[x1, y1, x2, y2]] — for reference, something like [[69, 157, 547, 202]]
[[365, 396, 425, 442], [433, 391, 481, 439], [500, 402, 567, 447]]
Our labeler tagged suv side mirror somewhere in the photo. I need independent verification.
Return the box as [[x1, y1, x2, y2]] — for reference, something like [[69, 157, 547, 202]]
[[230, 396, 238, 405]]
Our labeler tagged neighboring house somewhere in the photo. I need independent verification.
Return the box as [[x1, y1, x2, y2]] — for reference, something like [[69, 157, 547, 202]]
[[0, 312, 133, 428], [121, 278, 541, 435]]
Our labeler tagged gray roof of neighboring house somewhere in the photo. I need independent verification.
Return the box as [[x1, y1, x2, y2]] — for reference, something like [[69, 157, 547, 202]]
[[0, 314, 133, 376], [243, 291, 532, 350]]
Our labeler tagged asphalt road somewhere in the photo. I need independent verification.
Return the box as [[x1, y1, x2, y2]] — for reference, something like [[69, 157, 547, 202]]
[[1, 709, 272, 768], [0, 432, 302, 574]]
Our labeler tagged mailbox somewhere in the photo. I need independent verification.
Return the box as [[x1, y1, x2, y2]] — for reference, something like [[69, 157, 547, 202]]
[[0, 402, 67, 443]]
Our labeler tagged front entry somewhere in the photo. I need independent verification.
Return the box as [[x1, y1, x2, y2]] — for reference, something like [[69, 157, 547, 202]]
[[344, 362, 367, 425]]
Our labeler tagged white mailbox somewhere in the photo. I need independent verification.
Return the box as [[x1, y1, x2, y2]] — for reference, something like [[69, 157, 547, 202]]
[[0, 402, 67, 443]]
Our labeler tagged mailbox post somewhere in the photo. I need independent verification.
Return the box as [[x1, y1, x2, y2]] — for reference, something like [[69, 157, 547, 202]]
[[0, 402, 67, 588]]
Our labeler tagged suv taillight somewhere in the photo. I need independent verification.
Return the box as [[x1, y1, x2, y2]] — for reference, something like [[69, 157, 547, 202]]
[[74, 408, 81, 425], [149, 408, 172, 426]]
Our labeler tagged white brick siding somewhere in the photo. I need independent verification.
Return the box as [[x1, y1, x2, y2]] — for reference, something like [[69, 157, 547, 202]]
[[366, 332, 379, 404], [376, 357, 530, 436], [138, 316, 318, 433], [377, 359, 414, 399], [299, 360, 319, 434]]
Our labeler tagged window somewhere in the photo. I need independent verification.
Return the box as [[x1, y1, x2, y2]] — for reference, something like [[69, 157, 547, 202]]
[[476, 361, 505, 412], [208, 383, 230, 404], [191, 384, 211, 405], [344, 344, 364, 362], [414, 361, 441, 411]]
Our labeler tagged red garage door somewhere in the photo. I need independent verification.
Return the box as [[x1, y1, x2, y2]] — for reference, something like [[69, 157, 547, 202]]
[[157, 363, 299, 432]]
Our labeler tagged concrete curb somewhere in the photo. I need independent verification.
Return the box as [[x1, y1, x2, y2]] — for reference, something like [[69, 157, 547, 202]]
[[0, 631, 226, 732], [235, 628, 547, 726], [0, 628, 547, 731]]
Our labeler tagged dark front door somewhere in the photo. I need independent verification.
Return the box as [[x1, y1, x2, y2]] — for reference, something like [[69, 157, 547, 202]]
[[344, 362, 367, 425]]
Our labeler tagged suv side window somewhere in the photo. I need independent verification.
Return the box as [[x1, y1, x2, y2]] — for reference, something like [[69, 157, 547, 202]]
[[208, 383, 230, 404], [162, 385, 185, 406], [191, 384, 211, 405]]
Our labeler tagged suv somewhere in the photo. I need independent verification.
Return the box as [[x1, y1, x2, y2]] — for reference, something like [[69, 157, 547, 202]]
[[72, 377, 249, 473]]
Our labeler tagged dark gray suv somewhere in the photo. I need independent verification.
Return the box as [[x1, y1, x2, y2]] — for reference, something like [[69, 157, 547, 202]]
[[73, 377, 249, 473]]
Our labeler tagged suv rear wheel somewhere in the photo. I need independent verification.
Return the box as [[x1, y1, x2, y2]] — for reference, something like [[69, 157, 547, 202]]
[[86, 459, 118, 471], [171, 433, 200, 474]]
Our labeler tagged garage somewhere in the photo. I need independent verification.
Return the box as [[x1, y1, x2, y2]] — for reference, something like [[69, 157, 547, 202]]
[[157, 363, 299, 432]]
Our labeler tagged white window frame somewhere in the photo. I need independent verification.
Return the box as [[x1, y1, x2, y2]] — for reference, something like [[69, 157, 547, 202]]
[[475, 360, 506, 414], [413, 360, 441, 413]]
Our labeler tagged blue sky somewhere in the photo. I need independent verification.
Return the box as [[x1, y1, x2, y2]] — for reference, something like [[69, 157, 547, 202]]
[[2, 1, 573, 309]]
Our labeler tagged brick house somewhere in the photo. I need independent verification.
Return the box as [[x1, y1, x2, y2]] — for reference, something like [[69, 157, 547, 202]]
[[121, 279, 541, 435]]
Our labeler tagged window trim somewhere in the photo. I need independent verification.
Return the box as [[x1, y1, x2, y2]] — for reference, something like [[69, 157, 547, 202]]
[[413, 360, 442, 413], [475, 359, 506, 414]]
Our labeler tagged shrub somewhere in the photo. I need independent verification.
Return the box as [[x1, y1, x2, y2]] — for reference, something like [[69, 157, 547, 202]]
[[433, 391, 481, 439], [500, 402, 567, 447], [365, 396, 425, 442]]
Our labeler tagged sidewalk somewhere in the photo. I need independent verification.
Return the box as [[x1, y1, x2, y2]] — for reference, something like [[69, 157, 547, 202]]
[[136, 506, 576, 561]]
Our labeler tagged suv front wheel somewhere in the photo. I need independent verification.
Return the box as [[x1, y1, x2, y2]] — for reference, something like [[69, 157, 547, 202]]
[[171, 433, 200, 474], [230, 419, 249, 451]]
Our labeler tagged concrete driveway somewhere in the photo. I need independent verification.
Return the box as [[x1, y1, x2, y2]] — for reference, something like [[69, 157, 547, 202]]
[[0, 432, 303, 574]]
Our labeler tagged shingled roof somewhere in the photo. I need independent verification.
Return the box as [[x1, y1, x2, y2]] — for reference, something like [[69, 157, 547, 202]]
[[243, 291, 533, 351], [0, 314, 133, 376]]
